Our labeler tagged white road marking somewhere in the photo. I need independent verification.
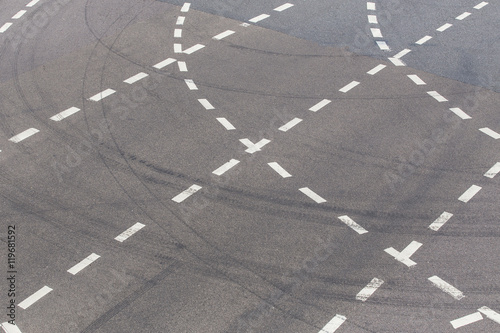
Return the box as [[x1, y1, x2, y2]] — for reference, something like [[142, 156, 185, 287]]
[[427, 91, 448, 102], [484, 162, 500, 178], [279, 117, 302, 132], [368, 15, 378, 24], [89, 88, 116, 101], [249, 14, 270, 23], [274, 3, 294, 11], [428, 212, 453, 231], [407, 75, 426, 85], [50, 107, 80, 121], [370, 28, 383, 38], [388, 57, 406, 66], [240, 23, 250, 27], [216, 117, 236, 130], [124, 72, 148, 84], [213, 159, 240, 176], [178, 61, 188, 72], [174, 28, 182, 38], [180, 2, 191, 12], [67, 253, 100, 275], [153, 57, 176, 69], [299, 187, 327, 203], [416, 35, 432, 45], [394, 48, 411, 59], [428, 276, 465, 300], [198, 99, 215, 110], [184, 44, 205, 54], [174, 43, 183, 53], [479, 127, 500, 139], [172, 184, 202, 203], [176, 16, 185, 25], [384, 241, 422, 267], [367, 2, 376, 10], [213, 30, 235, 40], [376, 40, 390, 51], [437, 23, 453, 32], [0, 23, 13, 33], [356, 277, 384, 301], [12, 10, 27, 19], [367, 64, 386, 75], [339, 81, 360, 93], [309, 99, 331, 112], [451, 312, 483, 329], [478, 306, 500, 325], [458, 185, 482, 202], [115, 222, 146, 242], [26, 0, 40, 7], [268, 162, 292, 178], [449, 107, 471, 119], [18, 286, 52, 309], [1, 322, 23, 333], [456, 12, 471, 20], [184, 79, 198, 90], [338, 215, 368, 234], [9, 128, 39, 143], [318, 314, 346, 333], [240, 138, 270, 153], [474, 2, 489, 9]]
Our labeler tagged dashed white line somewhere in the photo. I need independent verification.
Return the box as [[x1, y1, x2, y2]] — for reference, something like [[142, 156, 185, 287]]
[[176, 16, 185, 25], [299, 187, 327, 203], [184, 44, 205, 54], [124, 72, 148, 84], [427, 91, 448, 102], [240, 138, 270, 153], [180, 2, 191, 12], [367, 2, 376, 10], [89, 88, 116, 101], [437, 23, 453, 32], [18, 286, 52, 309], [198, 99, 215, 110], [178, 61, 188, 72], [449, 107, 471, 120], [478, 306, 500, 325], [367, 64, 386, 75], [184, 79, 198, 90], [318, 314, 346, 333], [458, 185, 482, 202], [456, 12, 471, 20], [174, 43, 183, 53], [428, 212, 453, 231], [249, 14, 270, 23], [172, 184, 202, 203], [451, 312, 483, 329], [371, 28, 383, 38], [376, 40, 390, 51], [394, 49, 411, 59], [407, 75, 426, 85], [384, 241, 422, 267], [0, 23, 13, 33], [50, 107, 80, 121], [339, 81, 360, 93], [279, 117, 302, 132], [479, 127, 500, 139], [12, 10, 27, 19], [309, 99, 331, 112], [274, 3, 294, 12], [484, 162, 500, 178], [174, 28, 182, 38], [338, 215, 368, 234], [153, 58, 176, 69], [368, 15, 378, 24], [1, 322, 23, 333], [416, 35, 432, 45], [213, 159, 240, 176], [356, 277, 384, 301], [428, 276, 465, 300], [474, 2, 489, 9], [115, 222, 146, 242], [26, 0, 40, 7], [67, 253, 100, 275], [388, 57, 406, 66], [268, 162, 292, 178], [213, 30, 235, 40], [9, 128, 39, 143], [216, 117, 236, 130]]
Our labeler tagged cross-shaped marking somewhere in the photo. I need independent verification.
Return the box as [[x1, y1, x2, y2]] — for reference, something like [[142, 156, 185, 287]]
[[384, 241, 422, 267], [239, 138, 270, 153]]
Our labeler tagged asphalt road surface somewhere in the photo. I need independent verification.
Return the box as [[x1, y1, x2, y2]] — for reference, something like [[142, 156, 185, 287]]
[[1, 0, 499, 332]]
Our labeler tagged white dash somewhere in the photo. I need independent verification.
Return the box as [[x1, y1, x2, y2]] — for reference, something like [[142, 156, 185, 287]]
[[213, 159, 240, 176], [0, 23, 13, 33], [356, 277, 384, 301], [367, 2, 376, 10], [371, 28, 383, 38], [240, 138, 270, 153], [26, 0, 40, 7], [427, 91, 448, 102], [124, 72, 148, 84], [50, 107, 80, 121], [249, 14, 270, 23], [367, 64, 386, 75], [299, 187, 327, 203], [115, 222, 146, 242], [479, 127, 500, 139], [174, 43, 183, 53], [198, 99, 215, 110], [1, 322, 23, 333], [178, 61, 188, 72], [153, 57, 176, 69], [474, 2, 489, 9], [174, 28, 182, 38], [376, 40, 390, 51], [216, 117, 236, 130], [428, 276, 465, 300], [456, 12, 471, 20], [213, 30, 235, 40], [172, 185, 201, 203], [184, 79, 198, 90], [279, 117, 302, 132], [484, 162, 500, 178], [368, 15, 378, 24], [240, 22, 250, 27], [12, 10, 27, 19], [67, 253, 100, 275], [394, 48, 411, 59], [89, 88, 115, 101], [407, 74, 426, 85], [416, 35, 432, 45], [451, 312, 483, 329], [309, 99, 331, 112], [458, 185, 481, 203], [268, 162, 292, 178], [18, 286, 52, 309], [478, 306, 500, 325], [388, 57, 406, 66], [429, 212, 453, 231], [274, 3, 294, 12], [176, 16, 185, 25], [437, 23, 453, 32], [318, 314, 346, 333], [384, 241, 422, 267], [9, 128, 39, 143], [449, 107, 471, 119], [338, 215, 368, 234], [339, 81, 360, 93], [180, 2, 191, 12], [184, 44, 205, 54]]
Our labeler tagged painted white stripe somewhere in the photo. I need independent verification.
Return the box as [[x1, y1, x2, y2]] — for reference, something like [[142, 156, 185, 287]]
[[456, 12, 471, 20], [394, 48, 411, 59], [18, 286, 52, 309], [89, 89, 115, 101], [180, 2, 191, 12], [388, 57, 406, 66], [309, 99, 331, 112], [274, 3, 294, 11], [474, 2, 489, 9], [198, 99, 215, 110], [371, 28, 383, 38], [174, 43, 183, 53], [299, 187, 327, 203], [407, 75, 426, 85], [367, 2, 376, 10], [26, 0, 40, 6], [368, 15, 378, 24], [356, 277, 384, 301], [184, 44, 205, 54], [12, 10, 27, 19], [479, 127, 500, 139], [249, 14, 270, 23], [153, 57, 176, 69], [376, 40, 390, 51], [178, 61, 188, 72], [451, 312, 483, 329], [429, 212, 453, 231], [115, 222, 146, 242], [416, 35, 432, 45], [124, 72, 148, 84], [427, 91, 448, 102], [240, 23, 250, 27], [176, 16, 185, 25], [279, 118, 302, 132], [384, 241, 422, 267], [174, 29, 182, 38], [240, 138, 271, 153], [67, 253, 100, 275], [428, 276, 465, 300], [367, 64, 386, 75], [437, 23, 452, 32], [449, 107, 471, 119], [478, 306, 500, 324], [339, 81, 360, 93], [458, 185, 481, 202], [172, 185, 202, 203], [216, 117, 236, 130], [184, 79, 198, 90], [268, 162, 292, 178], [50, 107, 80, 121], [1, 322, 23, 333], [318, 314, 346, 333], [213, 30, 235, 40], [0, 23, 13, 33], [338, 215, 368, 234], [213, 159, 240, 176], [9, 128, 39, 143], [485, 162, 500, 178]]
